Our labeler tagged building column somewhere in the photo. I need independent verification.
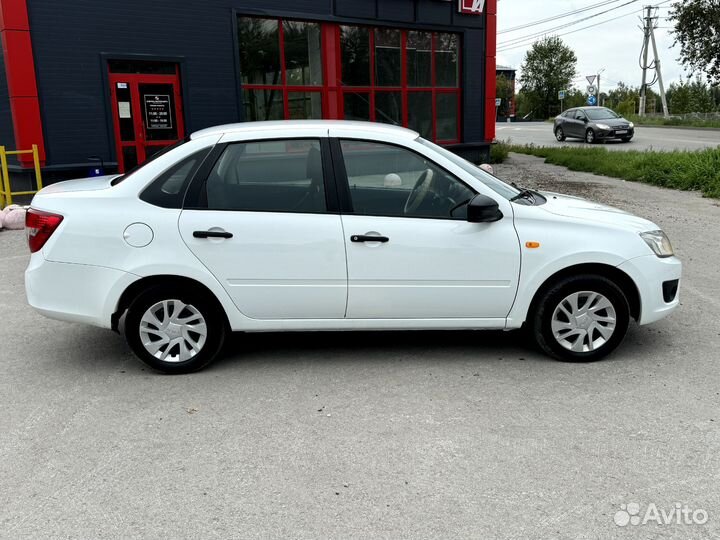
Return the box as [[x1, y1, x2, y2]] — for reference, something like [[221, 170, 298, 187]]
[[0, 0, 45, 165], [483, 0, 497, 143]]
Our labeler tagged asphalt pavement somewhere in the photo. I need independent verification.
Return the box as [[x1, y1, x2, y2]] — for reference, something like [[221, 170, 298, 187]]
[[1, 157, 719, 538], [497, 121, 720, 152]]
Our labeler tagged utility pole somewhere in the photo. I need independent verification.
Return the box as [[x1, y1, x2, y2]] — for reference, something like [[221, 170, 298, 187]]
[[649, 14, 670, 117], [639, 6, 652, 116], [639, 5, 669, 117]]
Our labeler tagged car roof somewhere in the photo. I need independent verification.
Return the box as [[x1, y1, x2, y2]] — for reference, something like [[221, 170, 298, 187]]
[[190, 120, 420, 140]]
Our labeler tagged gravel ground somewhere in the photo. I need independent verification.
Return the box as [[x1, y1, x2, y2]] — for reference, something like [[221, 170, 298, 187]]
[[1, 155, 719, 539]]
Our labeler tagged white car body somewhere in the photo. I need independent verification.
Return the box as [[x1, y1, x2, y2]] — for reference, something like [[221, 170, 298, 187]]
[[25, 121, 681, 370]]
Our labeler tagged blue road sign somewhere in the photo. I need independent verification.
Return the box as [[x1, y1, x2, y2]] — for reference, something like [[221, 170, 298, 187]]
[[587, 95, 597, 106]]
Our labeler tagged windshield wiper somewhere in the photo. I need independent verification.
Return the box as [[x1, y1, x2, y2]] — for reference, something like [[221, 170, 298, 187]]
[[510, 189, 536, 203]]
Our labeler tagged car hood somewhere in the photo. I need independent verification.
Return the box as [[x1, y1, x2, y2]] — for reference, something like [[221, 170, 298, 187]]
[[593, 118, 630, 127], [539, 191, 658, 232], [38, 175, 120, 195]]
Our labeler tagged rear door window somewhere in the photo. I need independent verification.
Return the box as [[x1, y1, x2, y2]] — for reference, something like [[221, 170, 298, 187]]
[[205, 139, 327, 213]]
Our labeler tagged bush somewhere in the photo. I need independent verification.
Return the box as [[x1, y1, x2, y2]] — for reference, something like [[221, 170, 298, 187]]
[[508, 145, 720, 198], [490, 142, 510, 164]]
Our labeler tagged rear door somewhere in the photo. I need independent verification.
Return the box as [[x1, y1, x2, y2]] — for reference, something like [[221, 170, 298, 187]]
[[178, 133, 347, 320]]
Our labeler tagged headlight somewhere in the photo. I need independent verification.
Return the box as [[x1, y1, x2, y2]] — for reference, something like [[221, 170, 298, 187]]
[[640, 230, 674, 258], [629, 122, 635, 129], [596, 123, 611, 131]]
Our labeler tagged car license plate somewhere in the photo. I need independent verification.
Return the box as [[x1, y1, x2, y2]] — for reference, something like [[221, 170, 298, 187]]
[[616, 130, 628, 135]]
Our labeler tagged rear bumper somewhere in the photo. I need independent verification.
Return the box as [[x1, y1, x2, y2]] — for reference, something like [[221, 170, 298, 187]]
[[25, 254, 137, 329], [617, 254, 682, 325]]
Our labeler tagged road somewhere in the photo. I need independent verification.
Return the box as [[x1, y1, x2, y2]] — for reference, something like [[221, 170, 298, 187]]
[[497, 121, 720, 152], [1, 158, 720, 539]]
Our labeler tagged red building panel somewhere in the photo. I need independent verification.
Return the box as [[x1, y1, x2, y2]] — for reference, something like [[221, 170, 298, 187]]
[[484, 0, 497, 142], [0, 0, 46, 165]]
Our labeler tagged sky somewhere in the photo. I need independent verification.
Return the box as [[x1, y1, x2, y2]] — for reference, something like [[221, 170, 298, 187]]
[[496, 0, 687, 93]]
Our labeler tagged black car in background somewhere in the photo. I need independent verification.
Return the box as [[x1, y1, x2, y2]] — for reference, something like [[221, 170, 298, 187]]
[[554, 107, 635, 144]]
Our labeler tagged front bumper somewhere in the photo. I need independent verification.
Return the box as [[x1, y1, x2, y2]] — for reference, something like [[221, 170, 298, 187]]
[[25, 254, 137, 329], [596, 127, 635, 140], [617, 254, 682, 325]]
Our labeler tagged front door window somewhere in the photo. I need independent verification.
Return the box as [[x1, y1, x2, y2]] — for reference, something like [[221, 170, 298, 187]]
[[339, 139, 475, 220]]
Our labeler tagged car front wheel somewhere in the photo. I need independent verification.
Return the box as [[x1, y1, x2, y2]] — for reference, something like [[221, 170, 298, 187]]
[[585, 129, 596, 144], [530, 275, 630, 362], [555, 127, 566, 142], [124, 286, 226, 374]]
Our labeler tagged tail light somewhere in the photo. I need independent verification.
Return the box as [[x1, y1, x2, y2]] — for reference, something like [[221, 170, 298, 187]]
[[26, 208, 64, 253]]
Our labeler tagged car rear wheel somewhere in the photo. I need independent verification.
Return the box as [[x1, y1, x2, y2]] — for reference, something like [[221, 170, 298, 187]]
[[585, 129, 596, 144], [124, 286, 226, 374], [555, 127, 566, 142], [530, 275, 630, 362]]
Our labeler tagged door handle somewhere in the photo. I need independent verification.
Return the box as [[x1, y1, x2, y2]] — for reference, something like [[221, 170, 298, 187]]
[[193, 230, 233, 239], [351, 234, 389, 243]]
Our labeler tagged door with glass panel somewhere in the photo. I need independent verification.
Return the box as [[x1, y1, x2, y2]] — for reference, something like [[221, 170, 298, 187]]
[[108, 60, 185, 172]]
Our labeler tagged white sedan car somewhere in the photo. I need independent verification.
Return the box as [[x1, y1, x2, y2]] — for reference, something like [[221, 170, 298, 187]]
[[25, 121, 681, 373]]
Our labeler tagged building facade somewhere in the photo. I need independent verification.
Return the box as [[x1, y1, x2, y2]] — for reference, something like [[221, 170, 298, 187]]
[[0, 0, 497, 180]]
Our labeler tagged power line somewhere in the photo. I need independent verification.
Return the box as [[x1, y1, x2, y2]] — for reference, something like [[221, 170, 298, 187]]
[[497, 6, 644, 52], [498, 0, 626, 34], [498, 0, 640, 48]]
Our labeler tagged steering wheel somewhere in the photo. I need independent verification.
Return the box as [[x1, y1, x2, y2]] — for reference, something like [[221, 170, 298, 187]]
[[403, 169, 434, 215]]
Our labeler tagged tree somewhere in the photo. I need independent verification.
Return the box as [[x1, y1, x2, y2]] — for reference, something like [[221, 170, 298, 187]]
[[495, 74, 514, 117], [518, 36, 577, 119], [670, 0, 720, 85]]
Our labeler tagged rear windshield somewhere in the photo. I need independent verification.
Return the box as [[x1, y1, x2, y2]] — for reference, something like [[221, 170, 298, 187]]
[[585, 108, 621, 120], [111, 138, 190, 186]]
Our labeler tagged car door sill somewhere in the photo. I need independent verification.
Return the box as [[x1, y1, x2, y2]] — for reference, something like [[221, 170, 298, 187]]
[[230, 317, 509, 332]]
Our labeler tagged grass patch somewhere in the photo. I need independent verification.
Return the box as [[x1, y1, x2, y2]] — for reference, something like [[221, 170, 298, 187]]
[[490, 142, 510, 164], [508, 145, 720, 198], [626, 115, 720, 129]]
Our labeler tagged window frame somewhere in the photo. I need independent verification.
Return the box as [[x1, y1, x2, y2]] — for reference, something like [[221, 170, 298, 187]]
[[337, 26, 462, 144], [237, 16, 327, 121], [235, 14, 463, 145], [183, 137, 340, 214], [330, 137, 477, 221]]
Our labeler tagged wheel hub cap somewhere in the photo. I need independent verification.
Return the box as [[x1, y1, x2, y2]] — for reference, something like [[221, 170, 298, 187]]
[[139, 300, 208, 363], [551, 291, 617, 353]]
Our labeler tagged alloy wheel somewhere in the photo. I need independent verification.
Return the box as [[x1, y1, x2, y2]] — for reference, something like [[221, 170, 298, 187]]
[[139, 299, 208, 363], [551, 291, 617, 353]]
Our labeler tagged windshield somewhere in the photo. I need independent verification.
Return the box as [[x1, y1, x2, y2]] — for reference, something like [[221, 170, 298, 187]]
[[585, 108, 621, 120], [111, 138, 190, 186], [417, 138, 520, 200]]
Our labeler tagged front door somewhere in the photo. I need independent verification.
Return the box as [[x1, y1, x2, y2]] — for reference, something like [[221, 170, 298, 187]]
[[109, 66, 185, 172], [334, 137, 521, 320]]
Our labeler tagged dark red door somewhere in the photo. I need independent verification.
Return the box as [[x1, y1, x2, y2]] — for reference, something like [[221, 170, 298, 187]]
[[109, 69, 185, 172]]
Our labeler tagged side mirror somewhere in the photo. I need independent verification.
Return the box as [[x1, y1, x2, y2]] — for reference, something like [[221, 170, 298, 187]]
[[467, 194, 503, 223]]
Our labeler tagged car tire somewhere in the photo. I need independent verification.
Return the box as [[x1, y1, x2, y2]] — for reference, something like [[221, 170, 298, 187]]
[[621, 137, 632, 143], [555, 127, 566, 142], [124, 285, 226, 374], [585, 129, 596, 144], [530, 275, 630, 363]]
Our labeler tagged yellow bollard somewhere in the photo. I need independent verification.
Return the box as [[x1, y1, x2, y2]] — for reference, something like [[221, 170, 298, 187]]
[[0, 146, 11, 207], [32, 144, 43, 192]]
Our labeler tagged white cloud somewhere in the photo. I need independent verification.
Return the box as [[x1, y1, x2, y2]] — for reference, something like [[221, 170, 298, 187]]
[[496, 0, 687, 92]]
